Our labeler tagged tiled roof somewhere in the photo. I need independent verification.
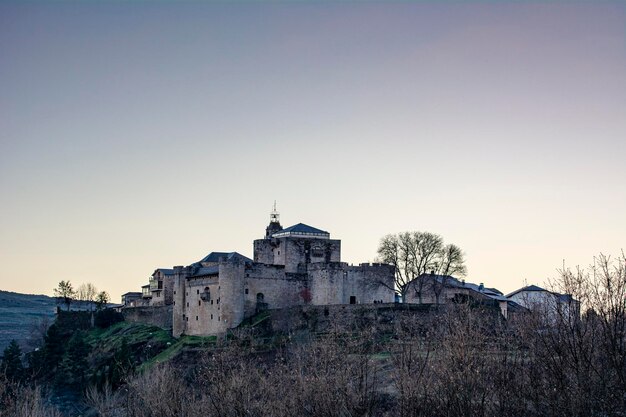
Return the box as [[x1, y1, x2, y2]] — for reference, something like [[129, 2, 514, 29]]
[[190, 266, 219, 277], [198, 251, 252, 264], [417, 273, 509, 302], [505, 285, 547, 298], [271, 223, 329, 237]]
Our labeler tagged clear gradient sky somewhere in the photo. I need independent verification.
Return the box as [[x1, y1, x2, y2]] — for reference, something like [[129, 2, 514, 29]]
[[1, 2, 625, 302]]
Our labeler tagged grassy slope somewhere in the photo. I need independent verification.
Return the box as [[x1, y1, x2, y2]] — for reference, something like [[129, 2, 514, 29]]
[[84, 321, 177, 373]]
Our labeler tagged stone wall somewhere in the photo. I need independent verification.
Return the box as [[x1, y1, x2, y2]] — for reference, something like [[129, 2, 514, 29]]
[[218, 259, 246, 333], [267, 303, 438, 335], [180, 275, 220, 336], [244, 264, 308, 317], [346, 263, 396, 304], [283, 238, 341, 273], [122, 305, 173, 330], [308, 262, 395, 305], [252, 239, 274, 264], [172, 266, 187, 337]]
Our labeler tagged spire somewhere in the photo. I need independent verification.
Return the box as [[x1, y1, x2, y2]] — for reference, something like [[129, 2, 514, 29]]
[[270, 200, 280, 224], [265, 201, 282, 238]]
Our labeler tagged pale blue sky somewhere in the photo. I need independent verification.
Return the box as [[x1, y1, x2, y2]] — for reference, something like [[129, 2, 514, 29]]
[[1, 2, 625, 301]]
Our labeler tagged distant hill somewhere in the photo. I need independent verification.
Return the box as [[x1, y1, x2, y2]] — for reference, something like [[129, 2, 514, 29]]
[[0, 290, 57, 354]]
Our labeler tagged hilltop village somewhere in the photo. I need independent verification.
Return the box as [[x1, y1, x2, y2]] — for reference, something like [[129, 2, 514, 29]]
[[120, 210, 578, 336]]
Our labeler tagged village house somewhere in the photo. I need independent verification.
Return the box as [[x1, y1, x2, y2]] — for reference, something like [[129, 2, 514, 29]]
[[404, 273, 516, 318], [506, 284, 580, 321]]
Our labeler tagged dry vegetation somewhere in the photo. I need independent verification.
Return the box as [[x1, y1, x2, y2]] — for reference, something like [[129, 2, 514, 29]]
[[2, 253, 625, 417]]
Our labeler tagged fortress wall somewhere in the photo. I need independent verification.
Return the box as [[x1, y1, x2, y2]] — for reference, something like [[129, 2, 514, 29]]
[[243, 265, 308, 317], [283, 238, 342, 273], [123, 305, 173, 330], [182, 275, 221, 336], [216, 260, 246, 332], [163, 275, 175, 305], [308, 263, 346, 305], [172, 267, 187, 337], [346, 264, 396, 304], [253, 239, 274, 264]]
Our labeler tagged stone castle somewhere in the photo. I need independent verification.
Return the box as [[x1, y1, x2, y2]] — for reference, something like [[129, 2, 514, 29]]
[[125, 207, 395, 337]]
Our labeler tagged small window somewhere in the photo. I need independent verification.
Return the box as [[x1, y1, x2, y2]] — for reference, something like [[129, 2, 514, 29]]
[[211, 300, 213, 305], [350, 296, 356, 305], [174, 290, 176, 295], [245, 288, 249, 294], [218, 316, 220, 321], [198, 300, 201, 306], [211, 314, 213, 320], [197, 289, 200, 295], [278, 251, 280, 255], [186, 302, 189, 307], [196, 316, 198, 321], [174, 301, 176, 305]]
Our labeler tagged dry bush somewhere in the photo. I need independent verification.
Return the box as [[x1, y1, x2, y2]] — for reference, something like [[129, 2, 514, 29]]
[[124, 363, 194, 417], [194, 346, 275, 417], [83, 254, 625, 417], [279, 333, 383, 417], [0, 376, 61, 417], [85, 383, 123, 417]]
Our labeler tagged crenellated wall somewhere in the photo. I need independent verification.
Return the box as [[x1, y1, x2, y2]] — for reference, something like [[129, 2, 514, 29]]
[[167, 223, 395, 337]]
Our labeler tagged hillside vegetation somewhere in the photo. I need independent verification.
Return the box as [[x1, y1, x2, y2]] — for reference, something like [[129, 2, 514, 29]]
[[2, 253, 625, 417], [0, 291, 57, 353]]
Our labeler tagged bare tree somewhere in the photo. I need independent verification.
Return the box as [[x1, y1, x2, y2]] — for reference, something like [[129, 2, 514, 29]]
[[431, 244, 467, 305], [377, 232, 466, 302], [76, 283, 98, 310]]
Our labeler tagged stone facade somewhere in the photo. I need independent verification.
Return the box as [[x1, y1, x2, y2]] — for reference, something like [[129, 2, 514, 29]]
[[172, 218, 395, 337], [122, 305, 173, 330], [149, 268, 175, 306], [404, 273, 511, 318]]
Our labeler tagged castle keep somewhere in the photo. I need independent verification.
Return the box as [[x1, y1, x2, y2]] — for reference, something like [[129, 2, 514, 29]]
[[161, 209, 395, 337]]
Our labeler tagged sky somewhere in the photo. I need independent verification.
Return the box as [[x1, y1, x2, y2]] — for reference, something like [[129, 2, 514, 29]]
[[1, 1, 625, 302]]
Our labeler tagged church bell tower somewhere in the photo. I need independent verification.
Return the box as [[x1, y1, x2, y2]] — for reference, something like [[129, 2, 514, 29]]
[[265, 201, 282, 238]]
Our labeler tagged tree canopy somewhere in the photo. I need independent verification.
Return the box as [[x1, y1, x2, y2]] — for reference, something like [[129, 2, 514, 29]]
[[376, 231, 466, 300], [53, 280, 76, 311], [1, 340, 24, 382]]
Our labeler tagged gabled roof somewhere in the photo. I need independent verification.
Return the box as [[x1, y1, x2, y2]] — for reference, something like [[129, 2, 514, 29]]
[[415, 273, 509, 302], [198, 251, 252, 264], [506, 285, 547, 298], [190, 266, 219, 277], [271, 223, 330, 238]]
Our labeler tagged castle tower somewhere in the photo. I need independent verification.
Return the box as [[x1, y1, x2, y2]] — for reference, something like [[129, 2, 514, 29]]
[[265, 201, 282, 238]]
